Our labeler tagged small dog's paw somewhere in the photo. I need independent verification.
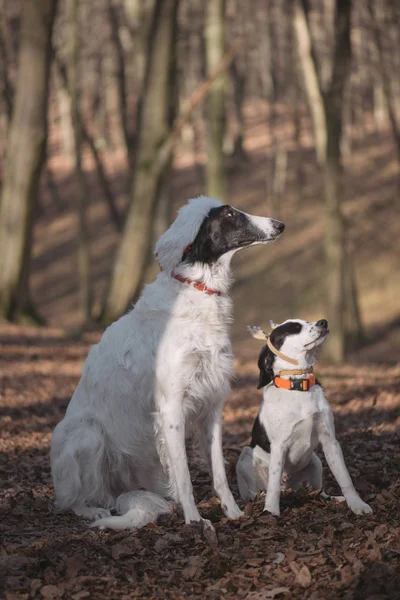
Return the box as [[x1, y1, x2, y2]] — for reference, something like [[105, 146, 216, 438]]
[[349, 500, 373, 515]]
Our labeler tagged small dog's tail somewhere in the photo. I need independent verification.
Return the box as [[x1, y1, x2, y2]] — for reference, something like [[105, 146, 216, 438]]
[[90, 490, 172, 530]]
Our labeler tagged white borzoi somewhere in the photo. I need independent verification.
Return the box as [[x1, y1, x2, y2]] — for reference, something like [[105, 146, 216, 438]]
[[51, 196, 285, 530], [236, 319, 373, 516]]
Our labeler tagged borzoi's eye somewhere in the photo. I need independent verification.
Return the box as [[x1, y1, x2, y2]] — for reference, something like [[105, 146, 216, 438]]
[[226, 210, 234, 218]]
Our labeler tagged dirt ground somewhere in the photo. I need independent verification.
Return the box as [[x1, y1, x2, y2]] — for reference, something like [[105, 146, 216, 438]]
[[1, 324, 399, 600]]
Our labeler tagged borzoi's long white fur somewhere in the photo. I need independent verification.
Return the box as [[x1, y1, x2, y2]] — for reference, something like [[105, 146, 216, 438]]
[[51, 196, 284, 530]]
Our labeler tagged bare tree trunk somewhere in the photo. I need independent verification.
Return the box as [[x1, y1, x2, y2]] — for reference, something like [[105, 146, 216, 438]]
[[56, 68, 75, 159], [373, 80, 387, 132], [271, 148, 287, 219], [102, 0, 179, 324], [107, 0, 130, 158], [0, 10, 13, 177], [0, 0, 58, 320], [294, 0, 357, 362], [68, 0, 92, 324], [205, 0, 227, 200], [368, 0, 400, 164], [55, 55, 122, 232], [323, 0, 354, 362], [343, 245, 364, 348], [227, 56, 246, 163], [293, 0, 327, 165]]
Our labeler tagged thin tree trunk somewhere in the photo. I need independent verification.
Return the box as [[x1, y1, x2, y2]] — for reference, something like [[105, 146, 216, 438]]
[[293, 0, 327, 165], [373, 80, 387, 132], [205, 0, 227, 201], [368, 0, 400, 164], [107, 0, 130, 158], [68, 0, 92, 324], [102, 0, 180, 324], [0, 0, 58, 320], [271, 148, 287, 219], [294, 0, 357, 362], [55, 55, 122, 232], [56, 69, 75, 159], [228, 56, 246, 162], [324, 0, 353, 362], [343, 247, 364, 348]]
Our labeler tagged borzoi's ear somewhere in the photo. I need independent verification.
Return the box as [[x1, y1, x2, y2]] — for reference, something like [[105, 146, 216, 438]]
[[154, 196, 222, 272], [257, 345, 275, 389]]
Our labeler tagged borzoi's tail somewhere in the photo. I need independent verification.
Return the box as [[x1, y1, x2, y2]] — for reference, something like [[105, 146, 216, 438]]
[[90, 490, 172, 530]]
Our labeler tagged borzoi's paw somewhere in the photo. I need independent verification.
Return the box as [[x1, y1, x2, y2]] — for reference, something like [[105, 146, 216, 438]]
[[263, 502, 280, 517], [224, 503, 244, 519], [348, 499, 373, 515], [200, 518, 215, 532], [189, 517, 215, 532], [73, 506, 111, 521]]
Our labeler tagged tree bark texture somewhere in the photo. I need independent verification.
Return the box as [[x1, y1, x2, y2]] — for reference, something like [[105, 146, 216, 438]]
[[368, 0, 400, 165], [322, 0, 352, 363], [205, 0, 227, 201], [0, 0, 58, 319], [102, 0, 179, 324], [68, 0, 92, 324], [294, 0, 355, 362]]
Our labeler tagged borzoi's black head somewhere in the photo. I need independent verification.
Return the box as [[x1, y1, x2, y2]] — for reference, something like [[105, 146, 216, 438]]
[[183, 205, 285, 265], [155, 196, 284, 273]]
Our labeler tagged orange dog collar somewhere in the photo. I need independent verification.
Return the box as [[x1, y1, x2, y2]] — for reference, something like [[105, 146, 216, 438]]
[[273, 374, 316, 392]]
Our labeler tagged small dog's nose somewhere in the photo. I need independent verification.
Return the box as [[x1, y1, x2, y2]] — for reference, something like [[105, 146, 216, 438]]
[[273, 220, 285, 233], [316, 319, 328, 329]]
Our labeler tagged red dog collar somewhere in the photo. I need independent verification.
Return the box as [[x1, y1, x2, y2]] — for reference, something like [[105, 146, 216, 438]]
[[155, 248, 223, 296], [171, 273, 222, 296], [274, 374, 316, 392]]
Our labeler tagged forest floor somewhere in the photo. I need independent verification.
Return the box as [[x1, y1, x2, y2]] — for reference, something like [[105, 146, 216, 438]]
[[1, 324, 399, 600]]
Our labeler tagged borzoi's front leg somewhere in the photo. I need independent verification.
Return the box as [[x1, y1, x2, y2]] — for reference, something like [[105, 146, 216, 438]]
[[159, 398, 207, 526], [320, 432, 372, 515], [264, 444, 286, 516], [205, 411, 243, 519]]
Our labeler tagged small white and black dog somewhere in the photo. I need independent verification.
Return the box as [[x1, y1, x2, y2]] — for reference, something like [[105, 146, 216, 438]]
[[51, 196, 285, 530], [236, 319, 372, 517]]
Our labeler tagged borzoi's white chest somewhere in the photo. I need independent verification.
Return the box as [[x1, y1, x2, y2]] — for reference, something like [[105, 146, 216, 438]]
[[178, 299, 234, 414]]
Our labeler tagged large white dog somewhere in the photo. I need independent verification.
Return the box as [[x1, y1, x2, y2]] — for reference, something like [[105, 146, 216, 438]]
[[51, 196, 285, 530]]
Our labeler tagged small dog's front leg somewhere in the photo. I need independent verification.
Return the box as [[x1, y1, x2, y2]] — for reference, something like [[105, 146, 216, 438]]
[[264, 444, 286, 516], [205, 412, 243, 519], [320, 434, 372, 515]]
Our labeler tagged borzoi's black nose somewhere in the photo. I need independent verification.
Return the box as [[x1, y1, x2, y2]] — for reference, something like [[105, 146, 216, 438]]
[[272, 220, 285, 233], [316, 319, 328, 329]]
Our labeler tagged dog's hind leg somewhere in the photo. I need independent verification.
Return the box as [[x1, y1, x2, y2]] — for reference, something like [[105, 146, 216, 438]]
[[236, 446, 259, 501], [90, 491, 173, 530], [287, 452, 323, 492], [297, 453, 345, 502], [51, 418, 115, 520]]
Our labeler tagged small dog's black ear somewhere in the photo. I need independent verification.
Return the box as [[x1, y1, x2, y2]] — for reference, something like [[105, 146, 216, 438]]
[[257, 344, 275, 389]]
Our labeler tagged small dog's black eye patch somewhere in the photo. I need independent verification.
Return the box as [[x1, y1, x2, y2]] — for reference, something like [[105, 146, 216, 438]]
[[270, 321, 303, 350]]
